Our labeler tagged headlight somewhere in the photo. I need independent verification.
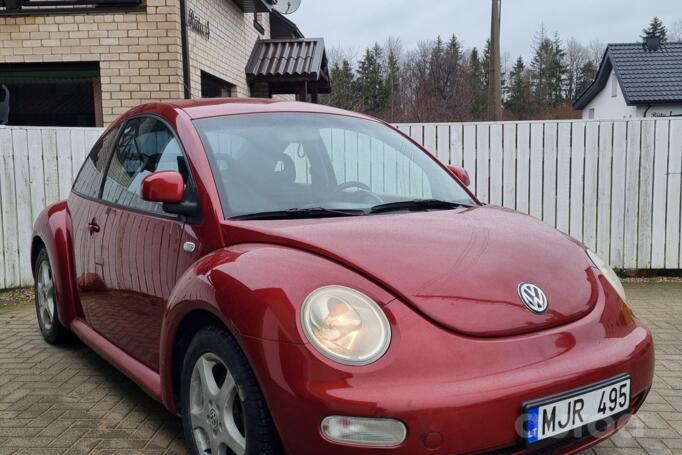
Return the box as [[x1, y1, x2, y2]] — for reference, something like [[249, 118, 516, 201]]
[[587, 250, 627, 303], [301, 286, 391, 366]]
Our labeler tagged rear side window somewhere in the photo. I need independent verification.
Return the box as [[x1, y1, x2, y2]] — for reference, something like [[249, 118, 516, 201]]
[[101, 116, 183, 215], [72, 124, 120, 199]]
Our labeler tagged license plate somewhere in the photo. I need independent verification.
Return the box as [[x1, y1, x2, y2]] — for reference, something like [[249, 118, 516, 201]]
[[524, 375, 631, 444]]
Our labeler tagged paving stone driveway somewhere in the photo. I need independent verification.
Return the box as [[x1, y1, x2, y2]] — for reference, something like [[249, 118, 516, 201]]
[[0, 282, 680, 455]]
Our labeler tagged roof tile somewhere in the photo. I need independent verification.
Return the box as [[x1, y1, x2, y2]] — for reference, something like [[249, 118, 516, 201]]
[[246, 38, 327, 80]]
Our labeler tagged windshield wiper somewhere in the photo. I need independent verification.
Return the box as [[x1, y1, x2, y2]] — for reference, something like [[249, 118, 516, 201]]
[[369, 199, 470, 214], [231, 207, 367, 221]]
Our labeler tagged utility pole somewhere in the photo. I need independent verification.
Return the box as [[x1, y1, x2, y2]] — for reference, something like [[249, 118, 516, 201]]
[[488, 0, 502, 121]]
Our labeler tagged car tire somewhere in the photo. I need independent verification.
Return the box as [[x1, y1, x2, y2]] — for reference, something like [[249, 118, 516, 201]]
[[33, 248, 68, 344], [180, 325, 283, 455]]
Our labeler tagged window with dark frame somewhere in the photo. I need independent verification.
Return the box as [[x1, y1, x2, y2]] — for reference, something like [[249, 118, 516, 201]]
[[73, 124, 121, 199], [0, 0, 144, 14], [0, 62, 102, 127], [201, 71, 236, 98], [101, 117, 184, 216]]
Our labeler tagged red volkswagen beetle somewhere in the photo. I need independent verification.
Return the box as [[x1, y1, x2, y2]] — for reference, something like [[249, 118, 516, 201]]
[[32, 99, 654, 455]]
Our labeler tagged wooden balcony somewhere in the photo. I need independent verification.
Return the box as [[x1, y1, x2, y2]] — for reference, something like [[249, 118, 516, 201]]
[[0, 0, 144, 15]]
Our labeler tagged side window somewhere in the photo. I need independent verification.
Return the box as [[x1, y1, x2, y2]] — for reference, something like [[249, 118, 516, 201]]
[[72, 124, 120, 199], [320, 128, 432, 198], [102, 117, 183, 215]]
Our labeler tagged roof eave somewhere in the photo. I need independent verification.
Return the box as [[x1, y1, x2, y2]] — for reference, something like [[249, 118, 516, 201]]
[[627, 99, 682, 106], [573, 50, 613, 110], [270, 10, 304, 39]]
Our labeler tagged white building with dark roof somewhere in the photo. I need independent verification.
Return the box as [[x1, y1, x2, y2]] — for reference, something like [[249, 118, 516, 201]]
[[573, 38, 682, 120]]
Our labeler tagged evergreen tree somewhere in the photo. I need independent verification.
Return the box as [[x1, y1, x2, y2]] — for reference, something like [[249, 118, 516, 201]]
[[641, 17, 668, 42], [385, 47, 401, 120], [445, 35, 463, 110], [576, 60, 597, 96], [547, 33, 568, 104], [327, 59, 356, 110], [355, 44, 388, 116], [529, 26, 568, 108], [481, 39, 491, 93], [446, 34, 463, 77], [530, 34, 551, 107], [505, 56, 531, 118], [468, 47, 486, 119], [429, 36, 448, 98]]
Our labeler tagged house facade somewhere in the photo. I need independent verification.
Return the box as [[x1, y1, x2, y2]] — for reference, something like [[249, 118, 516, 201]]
[[573, 39, 682, 120], [0, 0, 329, 127]]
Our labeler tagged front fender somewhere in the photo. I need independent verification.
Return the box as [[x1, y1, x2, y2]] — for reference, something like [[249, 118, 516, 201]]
[[31, 200, 79, 326], [158, 243, 395, 411]]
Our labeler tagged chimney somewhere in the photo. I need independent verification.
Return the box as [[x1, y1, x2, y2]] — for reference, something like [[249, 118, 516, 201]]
[[644, 35, 661, 52]]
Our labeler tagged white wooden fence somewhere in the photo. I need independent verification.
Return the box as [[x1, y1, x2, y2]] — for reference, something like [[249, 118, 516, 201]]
[[395, 119, 682, 273], [1, 118, 681, 289], [0, 127, 103, 289]]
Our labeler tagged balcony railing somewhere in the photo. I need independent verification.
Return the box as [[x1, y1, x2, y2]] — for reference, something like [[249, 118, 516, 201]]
[[0, 0, 144, 15]]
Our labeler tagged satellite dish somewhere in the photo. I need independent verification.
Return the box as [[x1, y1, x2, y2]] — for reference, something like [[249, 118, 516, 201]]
[[272, 0, 301, 15]]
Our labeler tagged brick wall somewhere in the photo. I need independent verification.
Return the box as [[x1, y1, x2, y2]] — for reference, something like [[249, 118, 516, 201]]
[[0, 0, 185, 125], [185, 0, 269, 98]]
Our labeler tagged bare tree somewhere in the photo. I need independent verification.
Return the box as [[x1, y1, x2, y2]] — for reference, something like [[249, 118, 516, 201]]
[[383, 36, 404, 64], [401, 41, 433, 122], [670, 19, 682, 42], [565, 38, 588, 101], [383, 36, 404, 122], [325, 45, 360, 71], [587, 39, 605, 67]]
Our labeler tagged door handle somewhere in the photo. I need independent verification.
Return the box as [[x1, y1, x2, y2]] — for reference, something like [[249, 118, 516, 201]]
[[87, 219, 100, 234]]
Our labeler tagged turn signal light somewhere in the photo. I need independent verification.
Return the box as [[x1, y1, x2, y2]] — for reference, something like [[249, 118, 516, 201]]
[[321, 415, 407, 447]]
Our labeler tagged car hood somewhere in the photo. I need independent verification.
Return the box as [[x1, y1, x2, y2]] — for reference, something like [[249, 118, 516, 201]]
[[223, 206, 599, 337]]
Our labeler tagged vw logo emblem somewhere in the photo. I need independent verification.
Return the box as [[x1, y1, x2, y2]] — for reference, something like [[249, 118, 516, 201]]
[[518, 283, 549, 314]]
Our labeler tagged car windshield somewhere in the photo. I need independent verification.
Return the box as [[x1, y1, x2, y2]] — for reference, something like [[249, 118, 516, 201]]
[[193, 113, 474, 219]]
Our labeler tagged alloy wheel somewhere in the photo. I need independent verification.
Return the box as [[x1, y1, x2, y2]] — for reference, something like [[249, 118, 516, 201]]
[[189, 353, 247, 455], [36, 260, 55, 331]]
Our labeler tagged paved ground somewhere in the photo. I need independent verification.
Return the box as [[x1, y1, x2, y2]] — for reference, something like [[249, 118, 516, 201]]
[[0, 282, 680, 455], [0, 301, 185, 454]]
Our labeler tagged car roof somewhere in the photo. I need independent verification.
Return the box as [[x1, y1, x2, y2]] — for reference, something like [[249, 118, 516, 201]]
[[163, 98, 376, 121]]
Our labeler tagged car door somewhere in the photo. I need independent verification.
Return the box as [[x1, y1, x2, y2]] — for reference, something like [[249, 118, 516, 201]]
[[91, 116, 189, 370], [70, 124, 121, 323]]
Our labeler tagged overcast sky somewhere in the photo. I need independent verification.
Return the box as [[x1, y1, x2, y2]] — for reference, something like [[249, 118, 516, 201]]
[[288, 0, 681, 63]]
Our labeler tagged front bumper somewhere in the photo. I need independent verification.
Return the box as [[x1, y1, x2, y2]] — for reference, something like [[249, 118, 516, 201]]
[[240, 287, 655, 454]]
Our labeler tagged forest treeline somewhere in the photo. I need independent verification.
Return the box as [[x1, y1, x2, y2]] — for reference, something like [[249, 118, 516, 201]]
[[323, 17, 681, 122]]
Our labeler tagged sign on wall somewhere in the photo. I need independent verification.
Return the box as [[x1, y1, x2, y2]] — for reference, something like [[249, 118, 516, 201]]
[[188, 9, 210, 39]]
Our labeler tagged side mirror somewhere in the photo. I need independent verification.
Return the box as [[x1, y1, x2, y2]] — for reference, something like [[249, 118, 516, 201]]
[[141, 171, 185, 204], [447, 165, 471, 187]]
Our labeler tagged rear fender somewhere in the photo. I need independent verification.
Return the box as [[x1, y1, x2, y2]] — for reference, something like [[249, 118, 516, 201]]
[[31, 201, 80, 326]]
